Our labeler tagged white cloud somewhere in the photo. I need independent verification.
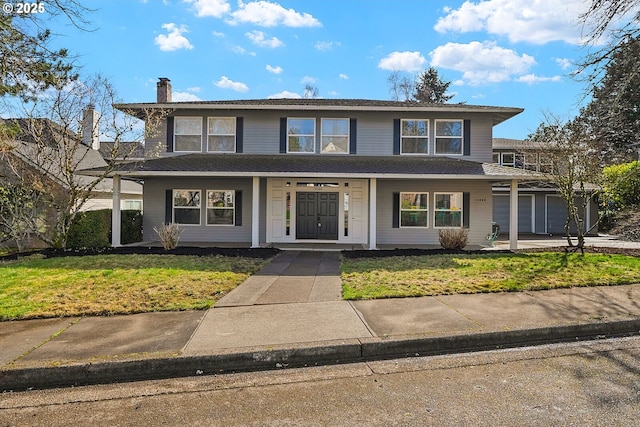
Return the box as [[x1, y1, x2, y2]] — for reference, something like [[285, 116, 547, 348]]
[[315, 41, 340, 52], [268, 90, 302, 99], [154, 23, 194, 51], [184, 0, 230, 17], [172, 91, 202, 101], [516, 74, 562, 84], [231, 45, 256, 55], [430, 41, 536, 85], [378, 51, 426, 72], [227, 1, 321, 27], [214, 76, 249, 92], [555, 57, 573, 71], [300, 76, 316, 85], [245, 30, 284, 48], [187, 86, 201, 93], [212, 30, 225, 37], [266, 64, 283, 74], [434, 0, 588, 45], [339, 73, 349, 80]]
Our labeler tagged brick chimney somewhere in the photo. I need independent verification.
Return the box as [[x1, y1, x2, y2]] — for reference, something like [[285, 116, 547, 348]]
[[157, 77, 172, 103], [82, 104, 101, 150]]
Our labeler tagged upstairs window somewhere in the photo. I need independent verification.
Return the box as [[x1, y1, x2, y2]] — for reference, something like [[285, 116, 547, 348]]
[[401, 119, 429, 154], [174, 117, 202, 152], [173, 190, 201, 225], [321, 118, 349, 153], [208, 117, 236, 152], [207, 190, 235, 225], [501, 152, 515, 167], [435, 120, 463, 155], [434, 192, 463, 227], [288, 118, 315, 153]]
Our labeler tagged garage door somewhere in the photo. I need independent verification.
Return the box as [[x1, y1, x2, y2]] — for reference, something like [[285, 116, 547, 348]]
[[546, 195, 577, 234], [493, 195, 533, 233]]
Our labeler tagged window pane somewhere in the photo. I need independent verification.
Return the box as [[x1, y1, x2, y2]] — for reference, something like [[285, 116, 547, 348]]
[[402, 138, 429, 154], [435, 193, 461, 210], [175, 117, 202, 135], [502, 153, 514, 164], [174, 190, 200, 207], [435, 138, 461, 154], [322, 119, 348, 135], [322, 136, 348, 153], [402, 120, 428, 137], [436, 120, 462, 136], [401, 193, 427, 210], [288, 118, 314, 135], [207, 209, 234, 225], [175, 135, 201, 152], [288, 136, 315, 152], [208, 136, 235, 152], [207, 191, 234, 208], [434, 211, 461, 227], [401, 211, 428, 227], [208, 117, 235, 135], [174, 208, 200, 225]]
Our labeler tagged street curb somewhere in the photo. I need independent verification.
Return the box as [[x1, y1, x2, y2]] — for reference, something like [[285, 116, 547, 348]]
[[3, 319, 640, 392]]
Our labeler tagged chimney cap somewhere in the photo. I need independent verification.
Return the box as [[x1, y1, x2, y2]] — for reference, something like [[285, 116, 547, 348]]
[[158, 77, 171, 83]]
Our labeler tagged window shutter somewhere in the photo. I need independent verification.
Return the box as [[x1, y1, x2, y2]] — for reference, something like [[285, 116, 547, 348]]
[[235, 190, 242, 226], [463, 119, 471, 156], [392, 192, 400, 228], [393, 119, 401, 155], [279, 117, 287, 153], [165, 190, 173, 224], [236, 117, 243, 153], [349, 118, 357, 154], [463, 192, 470, 228], [166, 117, 174, 153]]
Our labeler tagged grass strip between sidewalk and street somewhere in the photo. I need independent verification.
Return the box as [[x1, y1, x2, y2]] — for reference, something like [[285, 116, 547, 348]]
[[0, 254, 270, 321], [341, 252, 640, 300]]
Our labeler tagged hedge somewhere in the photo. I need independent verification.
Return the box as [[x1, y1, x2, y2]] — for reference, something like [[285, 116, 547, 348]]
[[67, 209, 143, 248]]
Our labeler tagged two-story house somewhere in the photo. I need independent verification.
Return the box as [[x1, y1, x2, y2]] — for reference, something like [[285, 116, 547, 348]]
[[97, 78, 537, 249]]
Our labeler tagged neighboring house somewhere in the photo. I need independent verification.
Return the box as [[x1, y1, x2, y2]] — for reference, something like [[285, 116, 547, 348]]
[[95, 78, 540, 249], [492, 138, 599, 235]]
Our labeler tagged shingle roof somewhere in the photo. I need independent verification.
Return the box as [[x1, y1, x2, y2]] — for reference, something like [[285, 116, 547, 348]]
[[84, 154, 542, 180]]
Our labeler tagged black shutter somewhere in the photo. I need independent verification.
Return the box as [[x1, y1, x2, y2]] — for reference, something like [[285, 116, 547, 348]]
[[392, 192, 400, 228], [165, 190, 173, 224], [236, 117, 243, 153], [349, 118, 357, 154], [463, 119, 471, 156], [166, 117, 174, 153], [393, 119, 401, 155], [235, 190, 242, 226], [463, 192, 470, 228], [279, 117, 287, 153]]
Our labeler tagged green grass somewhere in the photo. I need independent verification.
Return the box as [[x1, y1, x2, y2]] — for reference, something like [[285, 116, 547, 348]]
[[341, 252, 640, 300], [0, 254, 270, 320]]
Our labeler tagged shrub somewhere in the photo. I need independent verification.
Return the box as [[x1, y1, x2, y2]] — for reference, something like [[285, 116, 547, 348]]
[[121, 210, 143, 245], [67, 209, 111, 248], [438, 228, 469, 250], [154, 223, 182, 250]]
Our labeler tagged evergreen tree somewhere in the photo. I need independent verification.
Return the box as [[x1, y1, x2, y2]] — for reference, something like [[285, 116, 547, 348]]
[[413, 67, 454, 103]]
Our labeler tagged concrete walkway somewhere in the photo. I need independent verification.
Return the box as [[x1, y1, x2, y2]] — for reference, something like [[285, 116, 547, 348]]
[[2, 249, 640, 391]]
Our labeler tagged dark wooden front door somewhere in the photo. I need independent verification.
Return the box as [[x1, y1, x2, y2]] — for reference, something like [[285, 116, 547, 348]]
[[296, 192, 338, 240]]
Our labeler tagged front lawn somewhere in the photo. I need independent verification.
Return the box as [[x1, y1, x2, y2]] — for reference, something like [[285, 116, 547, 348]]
[[0, 254, 270, 320], [341, 252, 640, 300]]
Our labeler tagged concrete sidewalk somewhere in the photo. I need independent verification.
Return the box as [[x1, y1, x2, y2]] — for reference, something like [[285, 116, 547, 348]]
[[2, 250, 640, 392]]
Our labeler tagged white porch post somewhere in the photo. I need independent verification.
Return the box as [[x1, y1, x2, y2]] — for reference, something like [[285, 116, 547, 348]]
[[509, 179, 518, 250], [112, 174, 121, 247], [251, 176, 260, 248], [369, 178, 377, 250]]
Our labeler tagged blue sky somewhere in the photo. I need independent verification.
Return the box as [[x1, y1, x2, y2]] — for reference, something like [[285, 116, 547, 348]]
[[45, 0, 603, 139]]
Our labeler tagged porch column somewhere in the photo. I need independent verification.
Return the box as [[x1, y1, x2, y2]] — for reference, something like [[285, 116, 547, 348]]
[[112, 174, 121, 247], [251, 176, 260, 248], [369, 178, 377, 250], [509, 179, 518, 250]]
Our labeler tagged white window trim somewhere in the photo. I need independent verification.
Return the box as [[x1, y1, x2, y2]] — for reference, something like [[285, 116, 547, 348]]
[[433, 192, 463, 228], [173, 189, 201, 226], [320, 118, 350, 155], [174, 116, 203, 153], [206, 190, 235, 226], [434, 119, 464, 156], [207, 117, 236, 153], [400, 119, 430, 155], [399, 192, 429, 228], [501, 152, 515, 166], [287, 117, 316, 154]]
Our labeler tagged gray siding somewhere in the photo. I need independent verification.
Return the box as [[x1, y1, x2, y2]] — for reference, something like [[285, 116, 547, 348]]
[[376, 179, 494, 247], [143, 177, 253, 243]]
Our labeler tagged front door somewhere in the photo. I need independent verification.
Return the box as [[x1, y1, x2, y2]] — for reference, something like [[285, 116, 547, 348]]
[[296, 192, 338, 240]]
